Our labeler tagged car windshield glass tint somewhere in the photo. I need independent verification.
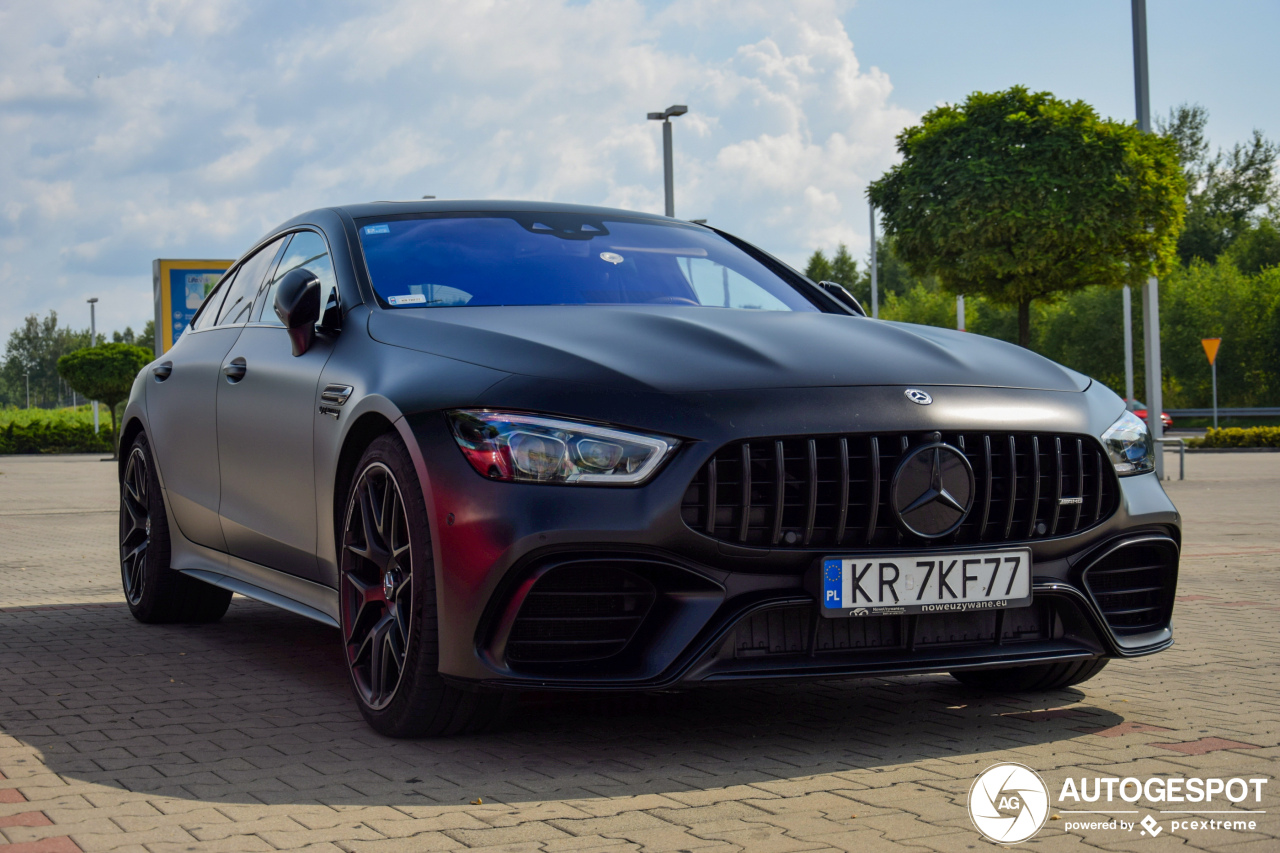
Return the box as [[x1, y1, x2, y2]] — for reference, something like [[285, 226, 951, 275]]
[[356, 214, 818, 312]]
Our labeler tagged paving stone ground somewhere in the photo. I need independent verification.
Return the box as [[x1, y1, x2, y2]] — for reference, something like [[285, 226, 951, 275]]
[[0, 451, 1276, 852]]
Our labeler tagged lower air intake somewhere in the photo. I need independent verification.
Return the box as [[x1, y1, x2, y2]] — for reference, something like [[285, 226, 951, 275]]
[[506, 564, 656, 664], [1083, 538, 1178, 635]]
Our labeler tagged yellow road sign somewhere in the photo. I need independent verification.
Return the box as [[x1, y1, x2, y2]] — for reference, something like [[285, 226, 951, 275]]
[[1201, 337, 1221, 366]]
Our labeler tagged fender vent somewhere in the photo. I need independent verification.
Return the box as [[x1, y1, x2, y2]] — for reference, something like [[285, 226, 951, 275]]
[[506, 565, 656, 663]]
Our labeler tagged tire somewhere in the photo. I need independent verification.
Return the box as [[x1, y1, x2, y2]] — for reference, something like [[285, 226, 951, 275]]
[[120, 433, 232, 624], [949, 657, 1109, 692], [338, 432, 497, 738]]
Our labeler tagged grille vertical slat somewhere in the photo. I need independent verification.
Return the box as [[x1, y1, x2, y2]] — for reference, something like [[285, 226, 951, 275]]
[[1003, 436, 1017, 539], [1026, 436, 1041, 538], [979, 435, 993, 540], [803, 439, 818, 545], [866, 437, 881, 546], [834, 438, 850, 545], [704, 457, 717, 534], [1050, 437, 1063, 535], [684, 430, 1119, 550], [770, 440, 785, 545], [1073, 439, 1084, 532]]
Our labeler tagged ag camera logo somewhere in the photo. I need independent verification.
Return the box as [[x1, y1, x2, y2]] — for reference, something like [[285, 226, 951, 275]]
[[969, 763, 1050, 844]]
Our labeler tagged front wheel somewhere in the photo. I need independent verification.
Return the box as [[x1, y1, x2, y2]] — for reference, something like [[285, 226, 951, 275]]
[[120, 433, 232, 623], [338, 433, 496, 737], [949, 657, 1109, 692]]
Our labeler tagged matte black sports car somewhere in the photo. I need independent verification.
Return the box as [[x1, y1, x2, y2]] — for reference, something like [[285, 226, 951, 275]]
[[119, 201, 1180, 737]]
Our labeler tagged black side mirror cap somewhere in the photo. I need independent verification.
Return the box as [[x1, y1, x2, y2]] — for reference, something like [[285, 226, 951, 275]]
[[274, 268, 322, 356], [818, 281, 866, 316]]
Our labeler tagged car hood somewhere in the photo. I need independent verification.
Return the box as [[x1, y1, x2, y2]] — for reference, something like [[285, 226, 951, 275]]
[[368, 305, 1089, 394]]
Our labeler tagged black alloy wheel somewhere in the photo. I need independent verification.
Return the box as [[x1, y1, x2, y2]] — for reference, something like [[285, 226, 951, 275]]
[[120, 446, 151, 606], [337, 433, 498, 737], [341, 460, 413, 711], [119, 433, 231, 624]]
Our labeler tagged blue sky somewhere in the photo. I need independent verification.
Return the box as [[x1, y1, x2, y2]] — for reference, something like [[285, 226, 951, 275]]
[[1, 0, 1276, 343]]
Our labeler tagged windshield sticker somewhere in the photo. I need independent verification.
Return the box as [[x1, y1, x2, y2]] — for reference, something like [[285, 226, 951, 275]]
[[363, 224, 391, 235], [388, 293, 427, 306], [599, 252, 624, 265]]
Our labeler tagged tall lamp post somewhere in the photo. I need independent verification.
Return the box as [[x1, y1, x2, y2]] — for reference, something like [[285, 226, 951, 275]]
[[647, 105, 688, 217], [24, 371, 30, 409], [87, 297, 99, 434], [1132, 0, 1164, 477]]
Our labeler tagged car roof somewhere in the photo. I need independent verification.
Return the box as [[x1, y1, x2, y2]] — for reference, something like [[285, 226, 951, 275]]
[[328, 199, 682, 223]]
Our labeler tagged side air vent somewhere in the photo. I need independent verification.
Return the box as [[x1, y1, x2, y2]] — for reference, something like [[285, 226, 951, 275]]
[[1083, 538, 1179, 635], [505, 565, 656, 664]]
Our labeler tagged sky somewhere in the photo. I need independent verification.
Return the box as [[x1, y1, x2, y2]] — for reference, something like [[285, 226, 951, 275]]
[[2, 0, 1278, 344]]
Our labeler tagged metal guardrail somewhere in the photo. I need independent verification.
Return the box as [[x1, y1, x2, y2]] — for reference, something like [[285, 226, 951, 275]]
[[1157, 438, 1185, 480], [1167, 407, 1280, 417]]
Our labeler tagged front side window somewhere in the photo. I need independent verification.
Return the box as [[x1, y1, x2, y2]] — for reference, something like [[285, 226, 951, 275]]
[[216, 237, 285, 327], [255, 230, 337, 326], [190, 269, 235, 331], [355, 214, 818, 312]]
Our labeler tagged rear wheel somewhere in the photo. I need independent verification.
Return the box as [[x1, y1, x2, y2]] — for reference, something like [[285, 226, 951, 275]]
[[339, 433, 496, 737], [950, 657, 1109, 692], [120, 434, 232, 624]]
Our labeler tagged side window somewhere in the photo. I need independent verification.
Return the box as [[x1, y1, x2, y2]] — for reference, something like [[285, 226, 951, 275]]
[[255, 230, 337, 327], [190, 270, 236, 331], [680, 257, 792, 310], [215, 237, 285, 327]]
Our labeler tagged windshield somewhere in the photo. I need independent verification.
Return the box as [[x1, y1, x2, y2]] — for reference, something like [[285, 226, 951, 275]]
[[356, 213, 819, 312]]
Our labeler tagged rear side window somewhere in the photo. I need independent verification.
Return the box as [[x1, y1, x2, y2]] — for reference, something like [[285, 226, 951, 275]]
[[255, 231, 336, 326], [190, 270, 235, 331], [216, 237, 285, 326]]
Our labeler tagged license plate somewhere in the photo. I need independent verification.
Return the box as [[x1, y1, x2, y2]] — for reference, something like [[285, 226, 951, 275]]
[[819, 548, 1032, 617]]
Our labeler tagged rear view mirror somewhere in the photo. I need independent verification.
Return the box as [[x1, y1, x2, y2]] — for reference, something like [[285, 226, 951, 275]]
[[274, 269, 321, 356]]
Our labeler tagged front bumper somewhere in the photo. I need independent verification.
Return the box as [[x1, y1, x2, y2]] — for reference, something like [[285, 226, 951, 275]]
[[406, 385, 1181, 691]]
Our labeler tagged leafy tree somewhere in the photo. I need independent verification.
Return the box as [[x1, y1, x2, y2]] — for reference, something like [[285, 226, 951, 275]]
[[0, 312, 93, 408], [803, 250, 833, 283], [1158, 104, 1279, 264], [829, 244, 859, 289], [868, 86, 1185, 347], [57, 343, 152, 457], [1222, 211, 1280, 274]]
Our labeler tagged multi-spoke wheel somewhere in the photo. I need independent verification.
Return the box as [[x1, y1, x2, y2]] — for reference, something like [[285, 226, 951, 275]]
[[338, 433, 497, 737], [119, 433, 232, 624], [342, 461, 413, 710], [120, 446, 151, 606]]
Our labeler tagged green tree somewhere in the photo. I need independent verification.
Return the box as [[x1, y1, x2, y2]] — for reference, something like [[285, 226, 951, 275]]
[[0, 312, 93, 408], [1158, 104, 1279, 264], [868, 86, 1185, 347], [803, 249, 833, 283], [1222, 211, 1280, 274], [57, 343, 152, 457]]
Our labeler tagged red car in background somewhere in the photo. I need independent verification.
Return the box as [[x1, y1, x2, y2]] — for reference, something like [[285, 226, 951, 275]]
[[1133, 401, 1173, 429]]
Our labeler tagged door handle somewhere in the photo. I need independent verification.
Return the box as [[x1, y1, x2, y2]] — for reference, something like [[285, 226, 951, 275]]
[[152, 361, 173, 381], [223, 357, 247, 383]]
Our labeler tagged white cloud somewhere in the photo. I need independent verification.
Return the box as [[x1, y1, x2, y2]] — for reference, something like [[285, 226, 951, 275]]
[[0, 0, 913, 343]]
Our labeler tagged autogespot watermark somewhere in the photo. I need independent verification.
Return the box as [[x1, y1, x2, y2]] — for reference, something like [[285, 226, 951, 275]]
[[967, 763, 1270, 844]]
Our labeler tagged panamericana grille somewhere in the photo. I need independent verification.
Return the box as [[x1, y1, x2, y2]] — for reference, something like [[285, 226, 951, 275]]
[[506, 564, 656, 663], [681, 432, 1118, 549], [1083, 541, 1177, 635]]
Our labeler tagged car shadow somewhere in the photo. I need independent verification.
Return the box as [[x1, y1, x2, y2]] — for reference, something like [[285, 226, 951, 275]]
[[0, 599, 1122, 807]]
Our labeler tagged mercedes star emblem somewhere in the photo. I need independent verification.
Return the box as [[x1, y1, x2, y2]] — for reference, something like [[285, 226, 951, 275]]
[[890, 442, 975, 538], [904, 388, 932, 405]]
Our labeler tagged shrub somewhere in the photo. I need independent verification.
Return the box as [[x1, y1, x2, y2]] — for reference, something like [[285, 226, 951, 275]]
[[1187, 426, 1280, 448], [0, 406, 113, 454]]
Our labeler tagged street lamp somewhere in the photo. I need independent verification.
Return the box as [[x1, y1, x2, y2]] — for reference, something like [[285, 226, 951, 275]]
[[647, 104, 688, 217], [87, 297, 99, 434], [24, 371, 29, 409]]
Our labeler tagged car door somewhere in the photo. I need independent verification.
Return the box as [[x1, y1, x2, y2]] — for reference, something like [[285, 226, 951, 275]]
[[216, 229, 339, 581], [146, 239, 283, 551]]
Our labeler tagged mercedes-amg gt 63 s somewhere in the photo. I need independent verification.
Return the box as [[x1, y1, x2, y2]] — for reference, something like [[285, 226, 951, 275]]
[[119, 201, 1180, 736]]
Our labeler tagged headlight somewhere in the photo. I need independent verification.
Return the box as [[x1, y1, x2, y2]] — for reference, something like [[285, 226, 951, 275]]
[[447, 410, 679, 485], [1101, 410, 1154, 475]]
